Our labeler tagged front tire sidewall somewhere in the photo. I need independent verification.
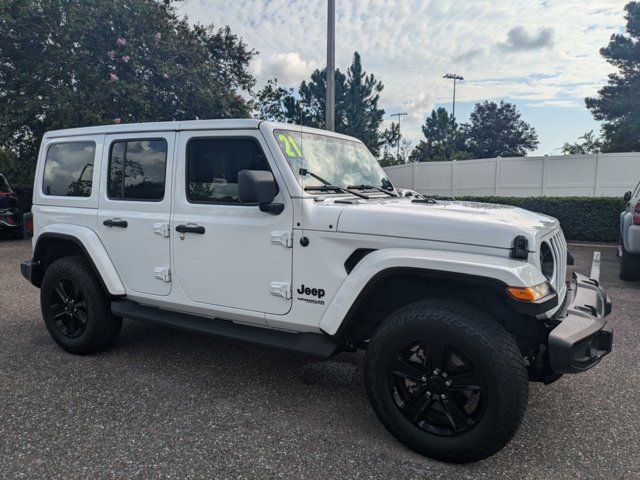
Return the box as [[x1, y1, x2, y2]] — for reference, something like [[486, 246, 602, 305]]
[[364, 302, 528, 463]]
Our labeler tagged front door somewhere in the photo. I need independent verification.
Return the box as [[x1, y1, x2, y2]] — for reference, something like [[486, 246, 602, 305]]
[[97, 132, 174, 296], [171, 131, 293, 316]]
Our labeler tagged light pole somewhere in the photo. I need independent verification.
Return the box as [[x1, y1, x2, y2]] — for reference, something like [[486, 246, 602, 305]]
[[390, 112, 407, 159], [443, 73, 464, 121], [326, 0, 336, 131]]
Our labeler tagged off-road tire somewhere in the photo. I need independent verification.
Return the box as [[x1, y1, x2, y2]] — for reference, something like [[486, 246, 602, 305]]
[[41, 256, 122, 354], [363, 299, 528, 463], [620, 244, 640, 281]]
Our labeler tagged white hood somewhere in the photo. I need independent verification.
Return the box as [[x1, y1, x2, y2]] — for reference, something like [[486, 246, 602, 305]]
[[334, 198, 559, 250]]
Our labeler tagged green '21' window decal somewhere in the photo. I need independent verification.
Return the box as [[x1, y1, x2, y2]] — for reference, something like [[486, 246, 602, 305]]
[[277, 133, 303, 159]]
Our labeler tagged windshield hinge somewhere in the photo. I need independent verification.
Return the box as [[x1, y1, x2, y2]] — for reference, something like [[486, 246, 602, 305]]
[[270, 231, 293, 248]]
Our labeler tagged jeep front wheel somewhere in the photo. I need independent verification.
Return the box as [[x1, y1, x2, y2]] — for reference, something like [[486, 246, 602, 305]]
[[41, 256, 122, 354], [363, 299, 528, 463]]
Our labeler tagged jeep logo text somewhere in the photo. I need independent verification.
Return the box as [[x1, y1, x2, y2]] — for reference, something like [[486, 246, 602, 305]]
[[297, 284, 325, 299]]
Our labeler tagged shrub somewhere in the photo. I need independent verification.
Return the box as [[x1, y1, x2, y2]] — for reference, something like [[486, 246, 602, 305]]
[[456, 196, 624, 242]]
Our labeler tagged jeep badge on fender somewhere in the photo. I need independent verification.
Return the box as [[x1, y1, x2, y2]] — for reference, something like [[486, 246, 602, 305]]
[[297, 284, 325, 299], [20, 119, 613, 463]]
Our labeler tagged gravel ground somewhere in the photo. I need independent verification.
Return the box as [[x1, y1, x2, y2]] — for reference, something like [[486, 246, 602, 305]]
[[0, 239, 638, 479]]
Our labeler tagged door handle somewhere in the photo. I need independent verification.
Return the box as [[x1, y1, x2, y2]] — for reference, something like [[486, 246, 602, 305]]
[[175, 224, 205, 234], [103, 219, 128, 228]]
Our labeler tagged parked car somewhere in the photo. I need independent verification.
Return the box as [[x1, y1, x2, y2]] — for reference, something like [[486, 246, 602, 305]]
[[0, 173, 23, 239], [620, 182, 640, 280], [20, 120, 613, 463]]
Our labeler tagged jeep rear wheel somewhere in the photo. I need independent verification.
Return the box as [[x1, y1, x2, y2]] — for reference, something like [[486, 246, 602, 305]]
[[363, 299, 528, 463], [41, 256, 122, 354]]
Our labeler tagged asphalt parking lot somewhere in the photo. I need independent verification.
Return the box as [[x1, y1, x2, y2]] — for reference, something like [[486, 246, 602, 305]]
[[0, 239, 638, 479]]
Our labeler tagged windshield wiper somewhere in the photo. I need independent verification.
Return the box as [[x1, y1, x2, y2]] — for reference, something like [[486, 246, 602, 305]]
[[300, 168, 370, 199], [347, 184, 398, 197], [303, 184, 370, 199]]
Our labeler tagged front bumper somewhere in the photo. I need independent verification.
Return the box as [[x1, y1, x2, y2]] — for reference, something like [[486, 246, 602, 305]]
[[547, 253, 613, 374]]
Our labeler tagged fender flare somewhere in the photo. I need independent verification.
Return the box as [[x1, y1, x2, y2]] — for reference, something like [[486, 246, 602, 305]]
[[319, 248, 548, 336], [33, 225, 126, 296]]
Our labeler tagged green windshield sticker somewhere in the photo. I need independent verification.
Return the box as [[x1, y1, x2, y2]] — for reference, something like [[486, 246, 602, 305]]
[[277, 133, 304, 159]]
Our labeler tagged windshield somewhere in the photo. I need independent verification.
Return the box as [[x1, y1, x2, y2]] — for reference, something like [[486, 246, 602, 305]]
[[274, 129, 393, 192]]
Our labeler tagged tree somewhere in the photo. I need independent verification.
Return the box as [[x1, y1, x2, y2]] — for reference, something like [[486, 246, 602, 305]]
[[379, 138, 412, 167], [256, 52, 397, 157], [409, 108, 469, 162], [0, 0, 256, 186], [464, 101, 538, 158], [561, 131, 604, 155], [586, 2, 640, 152]]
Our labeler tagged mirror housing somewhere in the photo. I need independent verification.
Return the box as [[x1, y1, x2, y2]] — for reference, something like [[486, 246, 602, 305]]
[[624, 191, 632, 202], [238, 170, 283, 214]]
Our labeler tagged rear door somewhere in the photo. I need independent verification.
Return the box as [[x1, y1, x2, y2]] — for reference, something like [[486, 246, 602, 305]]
[[97, 132, 174, 296]]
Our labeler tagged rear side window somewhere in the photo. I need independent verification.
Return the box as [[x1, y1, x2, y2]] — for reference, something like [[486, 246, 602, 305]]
[[108, 139, 167, 201], [186, 138, 271, 204], [43, 142, 96, 196]]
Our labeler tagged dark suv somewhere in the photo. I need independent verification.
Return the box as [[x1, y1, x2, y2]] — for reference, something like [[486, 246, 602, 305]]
[[0, 174, 23, 239]]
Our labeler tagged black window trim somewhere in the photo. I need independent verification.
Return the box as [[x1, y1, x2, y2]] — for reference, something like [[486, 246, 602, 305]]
[[185, 135, 278, 206], [107, 137, 168, 203], [42, 140, 97, 197]]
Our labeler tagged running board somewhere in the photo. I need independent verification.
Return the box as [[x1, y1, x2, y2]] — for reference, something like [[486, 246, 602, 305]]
[[111, 300, 339, 359]]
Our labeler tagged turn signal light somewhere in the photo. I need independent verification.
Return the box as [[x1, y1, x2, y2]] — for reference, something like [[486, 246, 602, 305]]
[[507, 282, 551, 302]]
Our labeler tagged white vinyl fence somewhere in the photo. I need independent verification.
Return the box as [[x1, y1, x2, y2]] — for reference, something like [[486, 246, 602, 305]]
[[384, 152, 640, 197]]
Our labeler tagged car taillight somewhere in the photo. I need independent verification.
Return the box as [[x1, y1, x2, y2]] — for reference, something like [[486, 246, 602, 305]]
[[634, 202, 640, 226], [23, 212, 33, 238]]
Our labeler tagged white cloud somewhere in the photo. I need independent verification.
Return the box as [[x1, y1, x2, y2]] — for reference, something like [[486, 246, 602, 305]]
[[262, 52, 319, 86]]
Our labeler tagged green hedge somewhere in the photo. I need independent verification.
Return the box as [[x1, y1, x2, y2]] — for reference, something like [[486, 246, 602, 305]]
[[454, 196, 625, 242]]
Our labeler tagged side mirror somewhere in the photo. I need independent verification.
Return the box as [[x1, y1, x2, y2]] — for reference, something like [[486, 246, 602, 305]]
[[238, 170, 284, 214], [624, 191, 632, 202]]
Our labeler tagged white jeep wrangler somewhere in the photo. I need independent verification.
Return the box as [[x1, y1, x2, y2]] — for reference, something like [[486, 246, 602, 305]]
[[21, 120, 613, 463]]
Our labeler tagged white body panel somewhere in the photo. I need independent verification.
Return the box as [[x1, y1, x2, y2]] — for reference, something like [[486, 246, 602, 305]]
[[35, 223, 126, 295], [96, 132, 175, 296], [170, 130, 294, 319]]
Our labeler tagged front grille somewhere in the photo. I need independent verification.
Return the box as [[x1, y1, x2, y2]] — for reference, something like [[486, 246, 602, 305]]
[[546, 229, 567, 294]]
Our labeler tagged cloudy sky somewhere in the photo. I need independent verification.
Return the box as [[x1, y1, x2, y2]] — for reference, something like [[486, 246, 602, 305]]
[[179, 0, 628, 155]]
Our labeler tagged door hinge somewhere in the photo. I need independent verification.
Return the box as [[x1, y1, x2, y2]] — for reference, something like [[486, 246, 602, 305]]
[[270, 282, 291, 299], [270, 230, 293, 248], [154, 223, 171, 238], [154, 267, 171, 282]]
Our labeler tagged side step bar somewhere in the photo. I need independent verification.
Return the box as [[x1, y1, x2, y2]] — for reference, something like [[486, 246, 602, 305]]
[[111, 300, 339, 359]]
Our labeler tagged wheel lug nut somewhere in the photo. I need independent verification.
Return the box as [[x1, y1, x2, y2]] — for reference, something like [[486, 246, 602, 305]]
[[440, 394, 447, 400], [445, 380, 452, 387], [421, 376, 427, 382], [433, 369, 439, 375], [426, 391, 432, 397]]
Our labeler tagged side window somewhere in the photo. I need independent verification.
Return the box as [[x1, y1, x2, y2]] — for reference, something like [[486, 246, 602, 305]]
[[187, 138, 272, 204], [108, 139, 167, 201], [43, 142, 96, 196]]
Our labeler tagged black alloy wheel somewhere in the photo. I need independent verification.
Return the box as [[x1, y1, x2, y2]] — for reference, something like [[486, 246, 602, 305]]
[[48, 278, 88, 338], [390, 338, 486, 436]]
